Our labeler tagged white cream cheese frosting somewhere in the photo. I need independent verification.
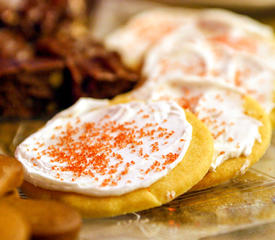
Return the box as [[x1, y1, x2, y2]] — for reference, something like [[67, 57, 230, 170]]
[[131, 82, 262, 169], [143, 26, 275, 113], [104, 8, 190, 69], [105, 8, 274, 70], [16, 99, 192, 196], [49, 98, 109, 121]]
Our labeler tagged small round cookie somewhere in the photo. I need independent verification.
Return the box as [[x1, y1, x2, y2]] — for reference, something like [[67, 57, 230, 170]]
[[19, 99, 214, 218], [2, 198, 82, 240], [0, 204, 30, 240], [0, 155, 24, 196], [191, 96, 271, 191]]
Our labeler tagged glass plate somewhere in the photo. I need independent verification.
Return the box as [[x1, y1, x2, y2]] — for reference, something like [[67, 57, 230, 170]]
[[1, 119, 275, 240]]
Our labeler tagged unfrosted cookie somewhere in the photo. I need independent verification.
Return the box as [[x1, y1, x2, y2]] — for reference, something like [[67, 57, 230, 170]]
[[2, 198, 82, 240], [0, 204, 30, 240], [0, 155, 23, 196], [18, 99, 213, 218]]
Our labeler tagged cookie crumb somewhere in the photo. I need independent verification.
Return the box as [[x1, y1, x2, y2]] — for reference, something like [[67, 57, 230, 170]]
[[166, 190, 176, 200]]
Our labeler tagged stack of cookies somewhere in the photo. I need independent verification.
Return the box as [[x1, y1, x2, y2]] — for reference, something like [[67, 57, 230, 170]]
[[0, 155, 82, 240], [107, 8, 274, 190], [7, 8, 274, 222]]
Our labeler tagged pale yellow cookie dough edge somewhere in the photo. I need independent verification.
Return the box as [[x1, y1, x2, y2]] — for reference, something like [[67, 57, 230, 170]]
[[191, 96, 272, 191]]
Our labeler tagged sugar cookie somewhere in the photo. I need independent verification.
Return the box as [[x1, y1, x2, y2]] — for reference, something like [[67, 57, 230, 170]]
[[0, 155, 23, 196], [116, 85, 271, 190], [105, 8, 274, 70], [192, 94, 271, 190], [0, 204, 30, 240], [2, 198, 82, 240], [18, 99, 213, 218], [106, 7, 275, 124], [110, 7, 273, 190]]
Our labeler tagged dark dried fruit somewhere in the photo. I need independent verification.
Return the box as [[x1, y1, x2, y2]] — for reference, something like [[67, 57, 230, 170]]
[[0, 0, 140, 118], [0, 58, 68, 118], [0, 29, 33, 60], [0, 0, 72, 40], [38, 36, 139, 100]]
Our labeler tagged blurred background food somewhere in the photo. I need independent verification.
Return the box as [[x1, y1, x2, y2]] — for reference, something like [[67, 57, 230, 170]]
[[0, 0, 139, 118], [91, 0, 275, 40], [1, 0, 275, 119], [1, 0, 275, 118]]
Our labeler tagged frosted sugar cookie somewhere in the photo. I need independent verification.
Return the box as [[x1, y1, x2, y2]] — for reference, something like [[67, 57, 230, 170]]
[[123, 81, 271, 190], [190, 91, 271, 190], [0, 155, 24, 197], [105, 8, 190, 70], [142, 25, 275, 120], [105, 7, 274, 70], [106, 8, 275, 126], [16, 98, 213, 218]]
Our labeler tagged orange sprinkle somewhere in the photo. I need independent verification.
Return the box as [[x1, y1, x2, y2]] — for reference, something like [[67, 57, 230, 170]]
[[168, 220, 175, 226], [34, 106, 187, 187], [227, 137, 234, 142], [213, 129, 225, 139], [168, 207, 176, 212], [235, 70, 242, 87]]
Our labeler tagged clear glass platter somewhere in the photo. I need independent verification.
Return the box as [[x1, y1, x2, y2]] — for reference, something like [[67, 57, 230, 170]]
[[1, 119, 274, 240]]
